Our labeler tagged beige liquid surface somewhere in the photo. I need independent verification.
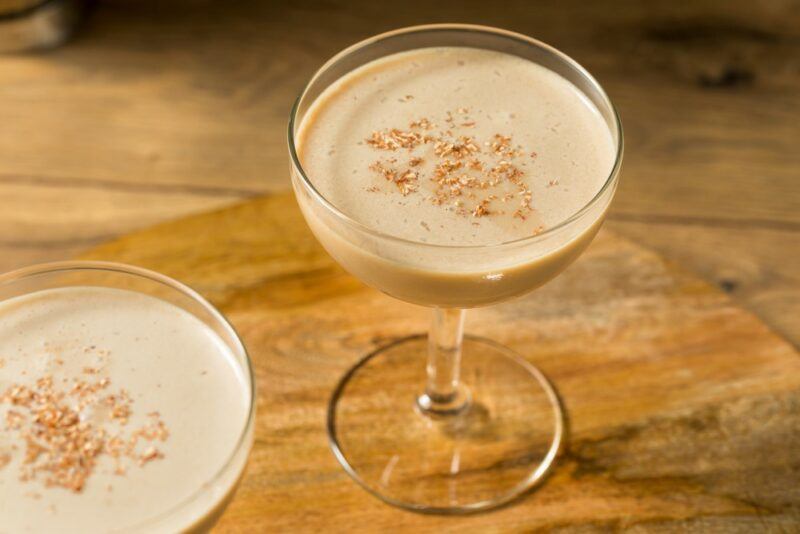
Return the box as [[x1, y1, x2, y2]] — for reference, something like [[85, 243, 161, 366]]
[[0, 287, 250, 533], [298, 47, 615, 246], [295, 46, 618, 307]]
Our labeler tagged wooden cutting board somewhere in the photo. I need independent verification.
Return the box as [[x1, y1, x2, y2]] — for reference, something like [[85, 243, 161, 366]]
[[80, 193, 800, 532]]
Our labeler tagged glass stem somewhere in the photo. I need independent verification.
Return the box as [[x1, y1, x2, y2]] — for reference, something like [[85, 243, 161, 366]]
[[417, 308, 470, 416]]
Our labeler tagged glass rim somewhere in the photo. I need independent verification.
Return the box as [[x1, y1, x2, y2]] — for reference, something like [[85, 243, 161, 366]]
[[0, 260, 256, 532], [288, 23, 624, 251]]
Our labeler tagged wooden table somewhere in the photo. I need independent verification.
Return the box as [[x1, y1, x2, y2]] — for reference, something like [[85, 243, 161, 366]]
[[1, 1, 799, 531], [0, 0, 797, 347]]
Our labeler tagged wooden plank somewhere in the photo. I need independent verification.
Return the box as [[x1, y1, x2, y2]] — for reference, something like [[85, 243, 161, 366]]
[[0, 0, 797, 220], [608, 219, 800, 347], [0, 181, 249, 270]]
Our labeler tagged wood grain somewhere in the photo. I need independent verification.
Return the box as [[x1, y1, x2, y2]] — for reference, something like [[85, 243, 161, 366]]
[[1, 0, 797, 346], [81, 193, 800, 532]]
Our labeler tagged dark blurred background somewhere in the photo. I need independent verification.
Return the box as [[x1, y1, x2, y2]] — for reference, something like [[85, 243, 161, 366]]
[[0, 0, 798, 345]]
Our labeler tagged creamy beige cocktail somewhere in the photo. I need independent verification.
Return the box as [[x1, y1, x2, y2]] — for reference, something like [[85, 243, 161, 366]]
[[295, 47, 617, 307], [289, 25, 623, 514], [0, 284, 252, 533]]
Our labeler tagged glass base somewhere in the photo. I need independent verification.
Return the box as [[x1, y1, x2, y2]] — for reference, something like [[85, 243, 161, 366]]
[[328, 335, 564, 514]]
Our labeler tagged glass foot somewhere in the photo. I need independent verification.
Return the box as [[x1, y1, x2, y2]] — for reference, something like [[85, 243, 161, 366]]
[[328, 335, 564, 514]]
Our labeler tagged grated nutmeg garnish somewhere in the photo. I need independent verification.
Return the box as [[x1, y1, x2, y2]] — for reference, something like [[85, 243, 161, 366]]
[[0, 351, 170, 493], [363, 108, 545, 232]]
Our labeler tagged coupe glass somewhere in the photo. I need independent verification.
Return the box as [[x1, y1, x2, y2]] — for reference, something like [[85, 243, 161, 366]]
[[0, 261, 256, 532], [288, 24, 622, 513]]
